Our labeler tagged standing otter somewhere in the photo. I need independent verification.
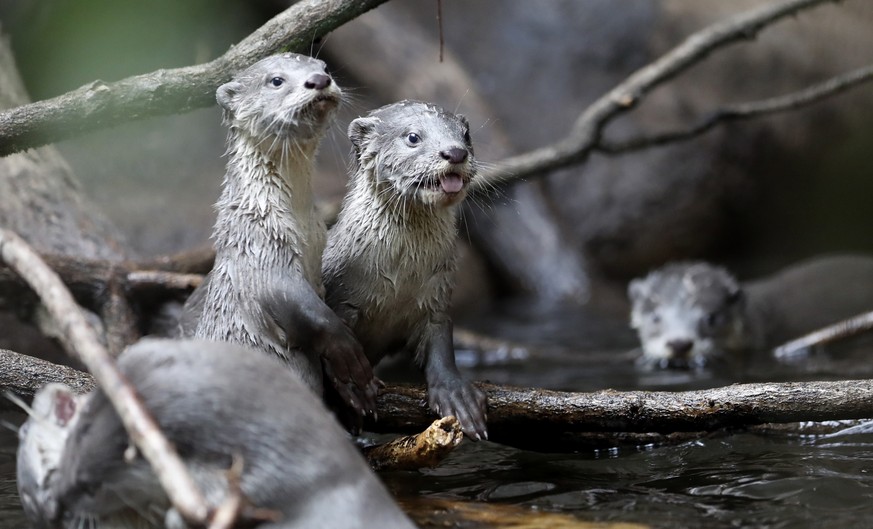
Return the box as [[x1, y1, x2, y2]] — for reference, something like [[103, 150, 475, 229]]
[[322, 101, 488, 440], [16, 338, 417, 529], [179, 53, 378, 417], [628, 255, 873, 369]]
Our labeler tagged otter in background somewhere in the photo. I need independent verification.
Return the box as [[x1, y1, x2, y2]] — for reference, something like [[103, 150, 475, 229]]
[[628, 255, 873, 369]]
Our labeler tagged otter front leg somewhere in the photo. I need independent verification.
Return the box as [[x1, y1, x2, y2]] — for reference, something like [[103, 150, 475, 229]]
[[419, 318, 488, 440], [258, 274, 379, 418]]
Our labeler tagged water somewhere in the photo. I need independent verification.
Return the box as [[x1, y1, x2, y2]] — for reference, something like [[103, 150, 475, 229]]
[[3, 304, 873, 528]]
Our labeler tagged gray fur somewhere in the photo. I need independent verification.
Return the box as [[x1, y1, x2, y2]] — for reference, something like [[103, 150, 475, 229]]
[[179, 54, 377, 416], [17, 338, 416, 529], [323, 100, 488, 439], [629, 256, 873, 369]]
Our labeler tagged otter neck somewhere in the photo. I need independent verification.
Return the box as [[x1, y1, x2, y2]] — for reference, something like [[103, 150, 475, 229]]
[[213, 129, 324, 282]]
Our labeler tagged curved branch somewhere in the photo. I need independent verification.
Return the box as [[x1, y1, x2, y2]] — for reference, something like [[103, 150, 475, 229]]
[[598, 64, 873, 154], [0, 228, 211, 525], [0, 0, 389, 157], [477, 0, 840, 187]]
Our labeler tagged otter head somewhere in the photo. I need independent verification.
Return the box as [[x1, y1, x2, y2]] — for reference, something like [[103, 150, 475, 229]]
[[348, 100, 476, 208], [16, 384, 84, 528], [628, 262, 748, 370], [216, 53, 342, 143]]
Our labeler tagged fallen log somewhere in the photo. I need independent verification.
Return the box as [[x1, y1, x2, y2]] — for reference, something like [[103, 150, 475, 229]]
[[5, 352, 873, 450], [367, 380, 873, 443]]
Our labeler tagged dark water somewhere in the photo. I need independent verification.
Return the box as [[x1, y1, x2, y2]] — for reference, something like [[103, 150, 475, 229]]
[[3, 305, 873, 528]]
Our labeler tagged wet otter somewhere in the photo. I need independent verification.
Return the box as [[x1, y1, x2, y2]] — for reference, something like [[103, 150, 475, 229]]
[[179, 53, 377, 416], [628, 256, 873, 369], [16, 338, 416, 529], [322, 101, 488, 440]]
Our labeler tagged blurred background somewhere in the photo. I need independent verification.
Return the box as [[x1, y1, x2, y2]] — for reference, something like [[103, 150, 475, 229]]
[[1, 0, 873, 360]]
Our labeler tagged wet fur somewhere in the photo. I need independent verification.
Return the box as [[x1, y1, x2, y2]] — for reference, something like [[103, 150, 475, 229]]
[[177, 54, 379, 407], [322, 101, 488, 439], [16, 339, 415, 529], [629, 256, 873, 369]]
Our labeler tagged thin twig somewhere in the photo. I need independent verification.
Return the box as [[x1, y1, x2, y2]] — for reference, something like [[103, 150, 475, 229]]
[[476, 0, 841, 187], [0, 0, 390, 156], [774, 310, 873, 360], [599, 64, 873, 154], [0, 228, 211, 525]]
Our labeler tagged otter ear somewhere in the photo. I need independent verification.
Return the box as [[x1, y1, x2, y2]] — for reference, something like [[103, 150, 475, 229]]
[[628, 278, 647, 302], [348, 117, 379, 154], [216, 80, 243, 112], [727, 286, 745, 306]]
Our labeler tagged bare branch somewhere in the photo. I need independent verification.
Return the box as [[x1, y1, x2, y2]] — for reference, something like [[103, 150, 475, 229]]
[[775, 310, 873, 360], [0, 228, 211, 525], [369, 380, 873, 447], [599, 64, 873, 154], [0, 349, 94, 398], [477, 0, 841, 187], [0, 0, 389, 157]]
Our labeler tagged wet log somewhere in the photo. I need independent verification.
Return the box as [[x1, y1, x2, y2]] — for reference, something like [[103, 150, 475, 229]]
[[367, 380, 873, 444], [5, 353, 873, 452], [363, 416, 463, 471]]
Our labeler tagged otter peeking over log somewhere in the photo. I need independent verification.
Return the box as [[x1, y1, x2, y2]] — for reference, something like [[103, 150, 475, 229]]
[[179, 53, 378, 420], [628, 255, 873, 370], [16, 338, 417, 529], [322, 101, 488, 440]]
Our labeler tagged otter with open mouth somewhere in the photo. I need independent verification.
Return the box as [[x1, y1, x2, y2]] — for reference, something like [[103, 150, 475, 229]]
[[322, 100, 488, 439]]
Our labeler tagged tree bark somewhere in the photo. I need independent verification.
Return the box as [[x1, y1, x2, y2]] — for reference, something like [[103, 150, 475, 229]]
[[0, 0, 390, 157], [0, 348, 94, 398], [5, 352, 873, 452], [368, 380, 873, 442]]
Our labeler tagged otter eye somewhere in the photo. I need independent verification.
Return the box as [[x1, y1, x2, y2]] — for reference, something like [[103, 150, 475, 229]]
[[463, 129, 471, 145], [406, 132, 421, 145], [269, 77, 285, 87], [704, 312, 722, 328]]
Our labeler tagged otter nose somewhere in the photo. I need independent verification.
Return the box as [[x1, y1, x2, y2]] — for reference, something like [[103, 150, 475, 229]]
[[667, 339, 693, 357], [440, 147, 468, 164], [304, 73, 332, 90]]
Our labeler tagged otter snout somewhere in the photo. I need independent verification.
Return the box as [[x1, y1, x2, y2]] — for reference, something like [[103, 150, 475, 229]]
[[304, 72, 332, 91], [667, 338, 694, 357], [440, 147, 469, 164]]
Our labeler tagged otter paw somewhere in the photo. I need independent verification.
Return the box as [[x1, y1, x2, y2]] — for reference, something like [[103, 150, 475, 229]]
[[319, 330, 379, 417], [427, 380, 488, 441]]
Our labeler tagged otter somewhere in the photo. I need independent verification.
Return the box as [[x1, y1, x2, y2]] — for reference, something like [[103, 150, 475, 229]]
[[628, 255, 873, 369], [16, 338, 417, 529], [179, 53, 378, 418], [322, 100, 488, 440]]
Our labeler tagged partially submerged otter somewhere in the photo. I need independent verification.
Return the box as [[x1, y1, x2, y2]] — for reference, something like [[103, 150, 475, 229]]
[[322, 101, 488, 440], [180, 53, 377, 416], [16, 338, 416, 529], [628, 256, 873, 369]]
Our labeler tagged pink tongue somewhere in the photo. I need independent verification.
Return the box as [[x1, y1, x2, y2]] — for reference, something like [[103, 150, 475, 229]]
[[440, 174, 464, 193]]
